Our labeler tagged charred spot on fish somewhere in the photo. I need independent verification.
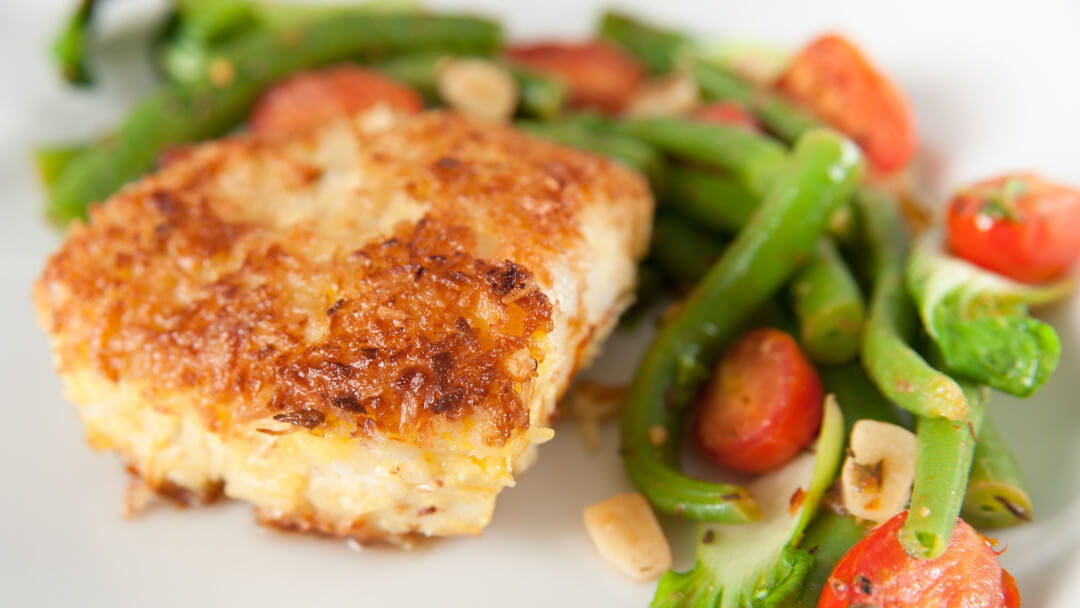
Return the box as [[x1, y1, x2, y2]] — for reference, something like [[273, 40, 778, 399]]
[[273, 408, 325, 429], [435, 156, 462, 170], [326, 298, 345, 316], [485, 260, 530, 297], [432, 389, 464, 414], [332, 393, 365, 412]]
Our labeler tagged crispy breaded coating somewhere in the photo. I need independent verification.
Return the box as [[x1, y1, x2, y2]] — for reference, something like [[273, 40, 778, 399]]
[[34, 109, 652, 542]]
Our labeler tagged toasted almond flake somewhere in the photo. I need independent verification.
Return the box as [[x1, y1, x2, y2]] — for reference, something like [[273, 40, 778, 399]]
[[583, 492, 672, 582]]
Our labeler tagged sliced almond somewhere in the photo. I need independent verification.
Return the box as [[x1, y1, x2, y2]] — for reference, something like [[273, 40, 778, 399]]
[[583, 492, 672, 582], [624, 71, 700, 118], [841, 419, 917, 523], [436, 58, 519, 122]]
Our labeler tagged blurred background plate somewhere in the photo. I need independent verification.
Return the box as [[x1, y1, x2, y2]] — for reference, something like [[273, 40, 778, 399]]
[[1, 0, 1078, 606]]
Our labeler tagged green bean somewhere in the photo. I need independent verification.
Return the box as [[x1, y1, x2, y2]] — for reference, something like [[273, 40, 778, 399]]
[[508, 66, 567, 120], [649, 210, 726, 286], [250, 0, 423, 27], [790, 239, 866, 364], [856, 188, 969, 420], [619, 262, 665, 330], [781, 510, 870, 607], [370, 52, 446, 98], [661, 167, 865, 365], [594, 11, 823, 143], [33, 143, 90, 189], [820, 362, 907, 436], [692, 61, 821, 145], [51, 0, 98, 86], [46, 13, 502, 222], [663, 167, 758, 234], [779, 364, 906, 606], [597, 11, 695, 74], [962, 415, 1033, 529], [901, 379, 987, 558], [613, 116, 788, 195], [516, 121, 666, 185], [621, 128, 863, 522]]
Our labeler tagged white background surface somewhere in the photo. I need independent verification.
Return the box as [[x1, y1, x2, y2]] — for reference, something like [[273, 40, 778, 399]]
[[2, 0, 1080, 606]]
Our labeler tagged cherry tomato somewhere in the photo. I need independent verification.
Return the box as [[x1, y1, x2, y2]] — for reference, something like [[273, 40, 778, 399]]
[[947, 173, 1080, 283], [505, 41, 645, 113], [819, 511, 1018, 608], [1002, 569, 1022, 608], [692, 101, 761, 131], [693, 328, 823, 474], [776, 34, 916, 175], [249, 65, 423, 136]]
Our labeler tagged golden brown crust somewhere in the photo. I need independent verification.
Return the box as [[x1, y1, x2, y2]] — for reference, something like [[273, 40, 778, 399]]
[[36, 111, 648, 447]]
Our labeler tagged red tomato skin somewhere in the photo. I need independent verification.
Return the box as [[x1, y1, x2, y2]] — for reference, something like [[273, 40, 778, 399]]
[[947, 173, 1080, 283], [692, 102, 761, 131], [776, 34, 916, 175], [505, 41, 645, 113], [818, 511, 1015, 608], [249, 65, 423, 136], [1001, 570, 1022, 608], [693, 328, 823, 474]]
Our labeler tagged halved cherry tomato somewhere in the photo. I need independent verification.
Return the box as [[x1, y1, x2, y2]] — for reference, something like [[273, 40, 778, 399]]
[[693, 328, 823, 474], [819, 511, 1018, 608], [249, 65, 423, 136], [505, 41, 645, 113], [776, 34, 916, 175], [947, 173, 1080, 283], [1002, 569, 1022, 608], [692, 101, 761, 131]]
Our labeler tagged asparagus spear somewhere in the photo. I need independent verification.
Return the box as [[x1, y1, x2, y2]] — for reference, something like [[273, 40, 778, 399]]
[[621, 128, 863, 522]]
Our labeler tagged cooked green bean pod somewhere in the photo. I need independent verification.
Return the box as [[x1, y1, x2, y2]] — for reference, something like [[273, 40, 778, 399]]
[[47, 13, 501, 222], [790, 239, 866, 364], [901, 379, 987, 558], [962, 414, 1033, 529], [856, 188, 969, 420], [649, 210, 726, 286], [621, 128, 863, 522]]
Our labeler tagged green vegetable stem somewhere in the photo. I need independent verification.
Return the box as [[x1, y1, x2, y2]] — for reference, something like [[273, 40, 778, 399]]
[[649, 210, 727, 287], [51, 0, 99, 86], [620, 128, 863, 522], [516, 120, 667, 185], [901, 378, 987, 559], [961, 414, 1034, 529], [46, 12, 502, 222], [790, 239, 866, 364], [856, 188, 969, 420]]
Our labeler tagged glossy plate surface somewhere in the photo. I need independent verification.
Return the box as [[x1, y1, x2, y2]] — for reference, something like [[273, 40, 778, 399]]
[[1, 1, 1078, 605]]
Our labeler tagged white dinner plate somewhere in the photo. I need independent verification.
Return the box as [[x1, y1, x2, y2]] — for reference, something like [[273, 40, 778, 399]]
[[2, 1, 1079, 605]]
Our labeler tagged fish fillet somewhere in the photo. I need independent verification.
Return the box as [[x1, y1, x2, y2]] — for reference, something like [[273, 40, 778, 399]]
[[33, 109, 653, 543]]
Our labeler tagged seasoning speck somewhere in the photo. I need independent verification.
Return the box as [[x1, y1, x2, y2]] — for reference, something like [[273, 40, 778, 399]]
[[208, 58, 234, 88], [647, 424, 668, 446]]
